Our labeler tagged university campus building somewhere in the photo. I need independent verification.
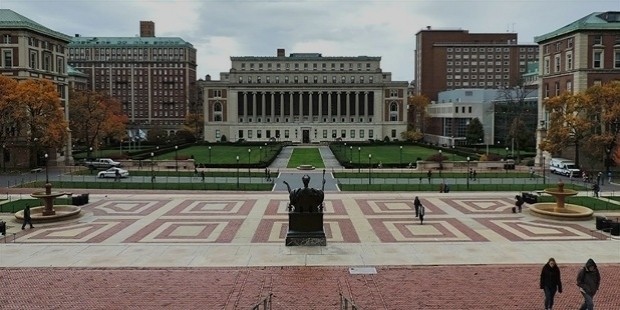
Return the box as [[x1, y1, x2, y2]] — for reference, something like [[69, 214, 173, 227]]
[[200, 49, 408, 143], [67, 21, 198, 137], [535, 11, 620, 165], [0, 9, 73, 168]]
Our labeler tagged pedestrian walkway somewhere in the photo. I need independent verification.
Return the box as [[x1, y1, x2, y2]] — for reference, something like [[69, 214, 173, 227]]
[[0, 191, 619, 309]]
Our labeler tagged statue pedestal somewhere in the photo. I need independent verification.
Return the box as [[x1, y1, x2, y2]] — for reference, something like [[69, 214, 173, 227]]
[[286, 212, 326, 246]]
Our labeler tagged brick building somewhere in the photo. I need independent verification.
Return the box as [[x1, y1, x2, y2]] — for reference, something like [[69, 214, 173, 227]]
[[67, 21, 198, 137], [414, 28, 539, 102], [0, 9, 72, 168], [535, 11, 620, 165]]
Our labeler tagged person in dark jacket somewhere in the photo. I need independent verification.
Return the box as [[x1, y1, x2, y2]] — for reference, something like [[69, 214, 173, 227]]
[[540, 258, 562, 310], [21, 206, 34, 230], [413, 196, 421, 218], [576, 258, 600, 310]]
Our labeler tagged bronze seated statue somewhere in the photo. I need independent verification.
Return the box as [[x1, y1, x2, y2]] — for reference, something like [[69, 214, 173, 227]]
[[283, 173, 325, 213]]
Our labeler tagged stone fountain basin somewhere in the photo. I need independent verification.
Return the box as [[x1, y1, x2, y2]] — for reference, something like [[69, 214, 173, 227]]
[[31, 191, 68, 199], [15, 205, 81, 222], [529, 202, 593, 221]]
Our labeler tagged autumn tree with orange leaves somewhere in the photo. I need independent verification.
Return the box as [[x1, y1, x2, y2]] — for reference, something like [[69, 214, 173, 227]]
[[0, 77, 19, 155], [69, 89, 127, 158], [401, 95, 429, 142], [541, 81, 620, 169], [9, 79, 68, 167]]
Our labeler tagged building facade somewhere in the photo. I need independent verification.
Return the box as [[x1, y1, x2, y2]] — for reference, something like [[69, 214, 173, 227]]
[[0, 9, 72, 167], [67, 21, 197, 136], [414, 28, 539, 102], [535, 11, 620, 164], [201, 49, 408, 143]]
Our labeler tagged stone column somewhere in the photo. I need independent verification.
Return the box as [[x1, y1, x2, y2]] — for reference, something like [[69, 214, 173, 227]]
[[318, 92, 323, 122], [271, 92, 275, 121], [327, 91, 332, 122], [289, 92, 294, 119], [280, 92, 285, 121], [364, 91, 369, 120], [261, 92, 266, 121], [252, 92, 257, 118], [308, 91, 313, 122]]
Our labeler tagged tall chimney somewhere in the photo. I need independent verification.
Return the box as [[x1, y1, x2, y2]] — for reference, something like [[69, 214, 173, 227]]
[[140, 21, 155, 37], [277, 48, 285, 57]]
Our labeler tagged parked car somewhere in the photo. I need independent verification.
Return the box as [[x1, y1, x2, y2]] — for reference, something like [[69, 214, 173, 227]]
[[97, 167, 129, 178], [84, 158, 122, 170]]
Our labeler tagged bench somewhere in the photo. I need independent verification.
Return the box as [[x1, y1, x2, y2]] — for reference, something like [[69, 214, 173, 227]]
[[30, 168, 42, 173]]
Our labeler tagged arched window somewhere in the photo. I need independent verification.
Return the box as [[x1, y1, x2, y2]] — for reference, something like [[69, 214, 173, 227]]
[[390, 102, 398, 112], [214, 102, 222, 112]]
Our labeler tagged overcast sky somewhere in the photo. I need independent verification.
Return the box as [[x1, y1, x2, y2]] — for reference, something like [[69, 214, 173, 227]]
[[3, 0, 618, 81]]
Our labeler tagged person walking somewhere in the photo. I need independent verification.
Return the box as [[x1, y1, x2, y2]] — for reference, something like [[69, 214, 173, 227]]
[[200, 170, 205, 182], [418, 204, 425, 225], [540, 258, 562, 310], [413, 196, 421, 218], [21, 206, 34, 230], [530, 167, 535, 180], [592, 183, 600, 198], [577, 258, 600, 310], [427, 170, 432, 184], [114, 169, 121, 182]]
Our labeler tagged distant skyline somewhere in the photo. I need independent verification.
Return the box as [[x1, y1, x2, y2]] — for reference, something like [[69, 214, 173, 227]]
[[2, 0, 618, 81]]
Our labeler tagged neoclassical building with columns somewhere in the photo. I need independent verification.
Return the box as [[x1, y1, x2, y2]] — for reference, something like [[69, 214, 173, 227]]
[[201, 49, 408, 143]]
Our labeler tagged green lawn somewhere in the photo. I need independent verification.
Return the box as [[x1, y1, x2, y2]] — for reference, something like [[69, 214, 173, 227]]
[[332, 144, 466, 165], [154, 145, 278, 165], [287, 148, 325, 168], [0, 198, 72, 213]]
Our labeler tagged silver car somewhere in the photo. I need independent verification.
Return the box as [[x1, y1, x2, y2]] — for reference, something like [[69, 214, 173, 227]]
[[97, 167, 129, 178]]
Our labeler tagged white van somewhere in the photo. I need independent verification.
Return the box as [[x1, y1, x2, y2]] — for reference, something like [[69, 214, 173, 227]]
[[549, 158, 581, 177]]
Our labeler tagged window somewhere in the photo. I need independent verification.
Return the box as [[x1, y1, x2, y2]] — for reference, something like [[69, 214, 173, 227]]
[[593, 51, 603, 68], [29, 51, 38, 69], [391, 129, 396, 138], [593, 35, 603, 45], [248, 130, 253, 139], [369, 130, 374, 139], [554, 55, 561, 72], [566, 52, 573, 70], [360, 130, 364, 139], [543, 57, 550, 74], [350, 130, 355, 138], [341, 130, 346, 138], [285, 130, 289, 139], [390, 89, 398, 97], [615, 50, 620, 68], [3, 50, 12, 67], [238, 130, 244, 139], [3, 35, 10, 44], [567, 81, 572, 93], [257, 130, 262, 139], [215, 130, 221, 139], [323, 130, 327, 139]]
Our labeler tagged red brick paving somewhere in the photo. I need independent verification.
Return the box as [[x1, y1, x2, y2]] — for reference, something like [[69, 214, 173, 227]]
[[1, 264, 618, 309]]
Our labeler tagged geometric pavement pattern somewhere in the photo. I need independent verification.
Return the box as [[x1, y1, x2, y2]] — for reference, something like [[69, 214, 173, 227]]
[[14, 194, 609, 243]]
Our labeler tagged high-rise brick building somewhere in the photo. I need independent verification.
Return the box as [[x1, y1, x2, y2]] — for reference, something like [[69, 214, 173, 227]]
[[67, 22, 197, 137], [414, 28, 539, 102]]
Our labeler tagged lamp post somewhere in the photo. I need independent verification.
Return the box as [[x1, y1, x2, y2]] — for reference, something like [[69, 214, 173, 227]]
[[44, 153, 49, 184], [89, 147, 93, 159], [150, 152, 154, 185], [248, 148, 251, 177], [451, 145, 455, 161], [438, 149, 443, 176], [357, 147, 361, 173], [208, 146, 212, 164], [259, 146, 262, 163], [368, 154, 372, 185], [505, 147, 509, 159], [236, 155, 240, 189], [399, 145, 403, 167], [466, 156, 471, 189], [349, 146, 353, 165], [542, 155, 546, 185], [174, 145, 178, 172]]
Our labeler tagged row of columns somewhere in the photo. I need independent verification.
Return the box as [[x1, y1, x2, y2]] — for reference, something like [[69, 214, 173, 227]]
[[239, 91, 373, 122]]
